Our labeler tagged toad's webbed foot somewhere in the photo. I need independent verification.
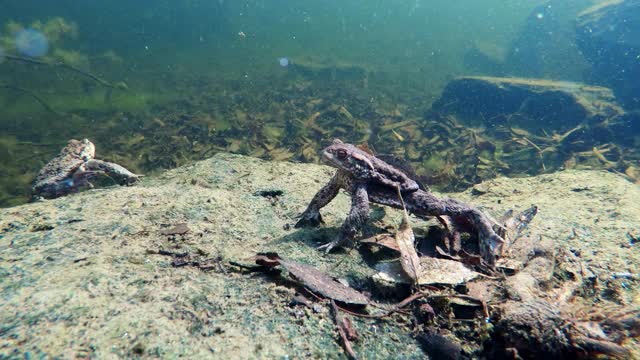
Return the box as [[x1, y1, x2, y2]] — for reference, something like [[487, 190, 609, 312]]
[[317, 234, 350, 254], [295, 210, 324, 228], [488, 233, 505, 252], [446, 203, 506, 265], [478, 229, 505, 266], [317, 241, 336, 253]]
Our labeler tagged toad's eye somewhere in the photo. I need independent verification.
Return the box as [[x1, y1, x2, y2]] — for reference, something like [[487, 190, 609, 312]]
[[336, 149, 348, 159]]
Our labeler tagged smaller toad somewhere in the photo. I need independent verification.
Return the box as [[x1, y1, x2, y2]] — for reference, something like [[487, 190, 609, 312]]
[[32, 139, 141, 199]]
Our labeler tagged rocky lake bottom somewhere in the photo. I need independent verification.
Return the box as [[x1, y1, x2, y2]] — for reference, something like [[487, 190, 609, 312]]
[[1, 153, 638, 358]]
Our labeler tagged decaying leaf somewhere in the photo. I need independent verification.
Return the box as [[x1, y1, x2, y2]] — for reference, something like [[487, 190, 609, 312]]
[[360, 233, 400, 251], [280, 259, 369, 305], [254, 253, 369, 305], [391, 129, 405, 142], [395, 187, 421, 285], [269, 148, 294, 161], [374, 258, 480, 285], [511, 127, 531, 137], [301, 143, 318, 162], [380, 119, 415, 132], [335, 105, 354, 120], [416, 258, 480, 285], [424, 135, 440, 146]]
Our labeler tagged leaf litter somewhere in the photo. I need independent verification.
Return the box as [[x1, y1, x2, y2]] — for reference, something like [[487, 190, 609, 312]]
[[253, 253, 369, 305], [394, 186, 422, 285], [237, 194, 635, 359]]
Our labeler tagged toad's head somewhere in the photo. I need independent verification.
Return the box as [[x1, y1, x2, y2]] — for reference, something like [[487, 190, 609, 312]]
[[322, 139, 375, 179]]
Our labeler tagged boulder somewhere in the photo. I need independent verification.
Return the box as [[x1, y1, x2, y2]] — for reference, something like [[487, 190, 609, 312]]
[[503, 0, 591, 80], [0, 153, 415, 359], [1, 153, 639, 357], [431, 76, 624, 133], [463, 0, 592, 80], [576, 0, 640, 109]]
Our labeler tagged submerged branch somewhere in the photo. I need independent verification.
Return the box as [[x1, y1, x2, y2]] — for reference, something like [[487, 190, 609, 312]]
[[5, 54, 127, 90], [0, 84, 62, 116]]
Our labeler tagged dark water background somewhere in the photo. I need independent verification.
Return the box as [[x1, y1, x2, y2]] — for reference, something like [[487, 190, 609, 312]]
[[1, 0, 637, 206]]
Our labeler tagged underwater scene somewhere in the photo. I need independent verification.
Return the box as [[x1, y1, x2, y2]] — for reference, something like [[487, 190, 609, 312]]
[[1, 0, 639, 358]]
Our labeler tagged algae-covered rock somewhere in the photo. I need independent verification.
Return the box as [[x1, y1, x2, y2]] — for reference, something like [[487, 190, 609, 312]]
[[1, 153, 639, 358], [0, 153, 417, 359], [431, 76, 624, 133], [576, 0, 640, 110]]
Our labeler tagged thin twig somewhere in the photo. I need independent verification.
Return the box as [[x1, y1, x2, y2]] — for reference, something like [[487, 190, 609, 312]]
[[520, 136, 547, 171], [338, 292, 427, 319], [330, 299, 359, 360], [427, 293, 490, 319]]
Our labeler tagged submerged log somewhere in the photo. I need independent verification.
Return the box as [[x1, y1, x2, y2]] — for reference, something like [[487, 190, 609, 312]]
[[430, 76, 624, 134]]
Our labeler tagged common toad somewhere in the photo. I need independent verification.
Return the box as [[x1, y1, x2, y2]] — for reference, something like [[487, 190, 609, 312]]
[[296, 139, 504, 264], [32, 139, 140, 199]]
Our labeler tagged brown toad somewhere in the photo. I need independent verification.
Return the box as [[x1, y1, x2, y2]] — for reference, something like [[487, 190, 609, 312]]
[[32, 139, 140, 199], [296, 139, 504, 264]]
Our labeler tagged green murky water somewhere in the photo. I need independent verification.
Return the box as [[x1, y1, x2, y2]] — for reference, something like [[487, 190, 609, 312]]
[[1, 0, 638, 207]]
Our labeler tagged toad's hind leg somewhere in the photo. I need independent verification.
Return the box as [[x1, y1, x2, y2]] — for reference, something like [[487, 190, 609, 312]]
[[444, 199, 505, 264], [409, 191, 504, 264], [318, 184, 369, 253], [86, 159, 140, 185]]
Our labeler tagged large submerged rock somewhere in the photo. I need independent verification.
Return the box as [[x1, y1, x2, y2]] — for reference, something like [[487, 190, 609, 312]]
[[431, 76, 624, 133], [1, 153, 639, 358], [576, 0, 640, 109], [503, 0, 592, 80]]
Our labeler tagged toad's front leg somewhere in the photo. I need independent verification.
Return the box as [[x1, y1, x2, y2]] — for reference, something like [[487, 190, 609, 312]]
[[318, 184, 369, 253], [295, 173, 341, 228]]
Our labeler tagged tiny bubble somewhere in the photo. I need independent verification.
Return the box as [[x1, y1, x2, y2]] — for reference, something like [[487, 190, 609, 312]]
[[536, 13, 544, 19]]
